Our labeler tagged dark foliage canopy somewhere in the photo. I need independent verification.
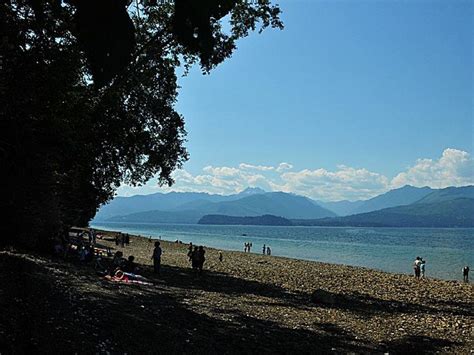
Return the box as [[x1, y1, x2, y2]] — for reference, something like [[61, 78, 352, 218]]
[[0, 0, 282, 248]]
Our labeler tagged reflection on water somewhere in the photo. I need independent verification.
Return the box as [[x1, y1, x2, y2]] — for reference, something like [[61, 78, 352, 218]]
[[92, 222, 473, 281]]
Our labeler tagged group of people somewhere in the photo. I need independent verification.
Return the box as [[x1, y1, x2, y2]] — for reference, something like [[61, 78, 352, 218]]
[[413, 256, 426, 278], [53, 228, 111, 261], [243, 242, 253, 252], [413, 256, 470, 282], [243, 242, 272, 255], [115, 233, 130, 247], [103, 251, 151, 283], [187, 243, 206, 275], [262, 244, 271, 255], [110, 251, 139, 274]]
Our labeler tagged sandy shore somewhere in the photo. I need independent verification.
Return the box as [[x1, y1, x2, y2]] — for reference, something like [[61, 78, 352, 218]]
[[1, 230, 473, 353]]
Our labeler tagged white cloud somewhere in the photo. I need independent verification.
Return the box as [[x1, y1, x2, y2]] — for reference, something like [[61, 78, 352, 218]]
[[391, 148, 474, 188], [239, 163, 275, 171], [271, 166, 389, 201], [116, 148, 473, 201], [276, 162, 293, 172]]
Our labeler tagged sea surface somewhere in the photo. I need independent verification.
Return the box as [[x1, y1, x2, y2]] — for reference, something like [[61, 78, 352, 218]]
[[91, 222, 473, 281]]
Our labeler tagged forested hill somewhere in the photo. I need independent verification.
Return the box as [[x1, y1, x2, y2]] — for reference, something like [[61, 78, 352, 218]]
[[198, 214, 293, 226], [293, 198, 474, 228]]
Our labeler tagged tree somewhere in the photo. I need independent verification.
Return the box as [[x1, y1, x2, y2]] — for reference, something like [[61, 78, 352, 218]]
[[0, 0, 283, 248]]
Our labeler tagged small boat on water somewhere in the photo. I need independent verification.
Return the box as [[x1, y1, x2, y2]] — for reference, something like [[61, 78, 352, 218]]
[[241, 233, 247, 236]]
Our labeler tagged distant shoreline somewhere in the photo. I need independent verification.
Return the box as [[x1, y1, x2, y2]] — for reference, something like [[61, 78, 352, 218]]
[[94, 220, 474, 229]]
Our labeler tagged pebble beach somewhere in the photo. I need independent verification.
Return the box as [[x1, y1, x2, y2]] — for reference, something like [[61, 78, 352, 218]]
[[1, 231, 472, 353]]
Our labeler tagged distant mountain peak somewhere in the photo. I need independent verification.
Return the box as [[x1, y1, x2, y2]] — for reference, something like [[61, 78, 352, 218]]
[[238, 187, 266, 195]]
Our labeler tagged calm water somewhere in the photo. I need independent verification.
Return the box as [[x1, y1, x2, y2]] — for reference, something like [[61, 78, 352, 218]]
[[91, 222, 473, 281]]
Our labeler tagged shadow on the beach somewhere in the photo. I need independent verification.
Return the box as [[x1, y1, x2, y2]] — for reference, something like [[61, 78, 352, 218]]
[[382, 335, 459, 354], [305, 289, 474, 318], [0, 252, 465, 354], [41, 252, 474, 320], [158, 264, 308, 302], [150, 264, 473, 319], [0, 252, 374, 353]]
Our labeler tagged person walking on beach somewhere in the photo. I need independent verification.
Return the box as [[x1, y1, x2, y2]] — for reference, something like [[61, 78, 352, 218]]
[[463, 266, 469, 282], [266, 246, 271, 256], [219, 251, 223, 262], [413, 257, 421, 278], [151, 241, 162, 274], [262, 244, 266, 255], [420, 259, 426, 279], [249, 242, 252, 252]]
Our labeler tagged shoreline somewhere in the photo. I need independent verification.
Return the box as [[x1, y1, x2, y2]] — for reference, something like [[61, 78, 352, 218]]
[[99, 231, 474, 352], [1, 229, 473, 353], [93, 220, 474, 229], [91, 223, 472, 282]]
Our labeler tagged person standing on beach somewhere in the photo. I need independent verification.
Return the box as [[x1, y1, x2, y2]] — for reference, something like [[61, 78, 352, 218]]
[[187, 243, 193, 261], [266, 246, 271, 256], [463, 266, 469, 282], [413, 257, 421, 278], [420, 259, 426, 278], [151, 241, 162, 274], [198, 246, 206, 274], [219, 251, 223, 262], [262, 244, 266, 255], [191, 246, 200, 274]]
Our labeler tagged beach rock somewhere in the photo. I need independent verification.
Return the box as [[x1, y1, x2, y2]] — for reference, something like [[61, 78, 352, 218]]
[[310, 289, 338, 305]]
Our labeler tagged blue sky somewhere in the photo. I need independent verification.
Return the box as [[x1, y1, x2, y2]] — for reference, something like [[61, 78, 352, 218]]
[[118, 0, 473, 201]]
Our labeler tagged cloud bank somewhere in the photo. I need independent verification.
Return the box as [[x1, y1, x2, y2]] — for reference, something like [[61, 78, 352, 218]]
[[117, 148, 474, 201]]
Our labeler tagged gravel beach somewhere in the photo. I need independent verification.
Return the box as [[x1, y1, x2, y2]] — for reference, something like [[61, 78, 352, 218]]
[[1, 231, 472, 354]]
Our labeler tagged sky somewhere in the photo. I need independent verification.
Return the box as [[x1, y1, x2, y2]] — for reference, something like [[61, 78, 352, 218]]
[[117, 0, 473, 201]]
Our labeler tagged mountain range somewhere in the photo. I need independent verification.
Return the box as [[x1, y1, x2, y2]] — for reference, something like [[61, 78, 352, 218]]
[[96, 188, 336, 223], [316, 185, 434, 216], [94, 185, 474, 227], [295, 197, 474, 227]]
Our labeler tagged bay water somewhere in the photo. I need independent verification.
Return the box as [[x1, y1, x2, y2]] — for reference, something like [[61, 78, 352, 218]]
[[91, 222, 473, 281]]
